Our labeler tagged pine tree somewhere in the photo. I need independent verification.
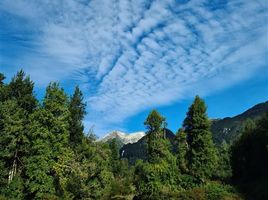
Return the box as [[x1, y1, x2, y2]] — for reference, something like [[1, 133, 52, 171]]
[[8, 70, 37, 113], [69, 86, 86, 148], [183, 95, 217, 182]]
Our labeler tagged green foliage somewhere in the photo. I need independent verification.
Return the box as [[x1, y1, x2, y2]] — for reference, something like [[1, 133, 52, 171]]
[[176, 129, 189, 173], [144, 109, 166, 132], [0, 71, 265, 200], [69, 86, 86, 148], [183, 96, 218, 181], [214, 141, 232, 181], [8, 70, 37, 113], [177, 182, 242, 200], [144, 110, 169, 163], [231, 114, 268, 200]]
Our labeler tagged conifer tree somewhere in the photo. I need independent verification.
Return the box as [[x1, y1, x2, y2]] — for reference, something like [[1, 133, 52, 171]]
[[24, 108, 56, 199], [8, 70, 37, 113], [135, 110, 178, 199], [176, 128, 188, 173], [0, 100, 26, 196], [183, 95, 217, 181], [144, 110, 167, 163], [0, 73, 6, 102], [0, 73, 5, 85], [69, 86, 86, 148], [43, 82, 73, 197], [43, 82, 70, 148]]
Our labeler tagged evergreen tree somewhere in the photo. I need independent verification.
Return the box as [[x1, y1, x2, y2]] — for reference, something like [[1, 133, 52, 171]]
[[8, 70, 37, 113], [0, 73, 5, 85], [69, 86, 86, 148], [214, 141, 232, 181], [176, 128, 188, 173], [0, 73, 6, 101], [43, 82, 72, 197], [0, 100, 26, 197], [24, 108, 56, 199], [183, 96, 217, 182], [144, 110, 167, 163], [43, 82, 70, 149], [135, 110, 178, 199]]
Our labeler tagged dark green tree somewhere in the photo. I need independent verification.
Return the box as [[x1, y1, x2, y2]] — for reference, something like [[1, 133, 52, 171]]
[[24, 108, 57, 199], [0, 73, 5, 85], [183, 96, 217, 182], [0, 100, 26, 198], [69, 86, 86, 148], [176, 128, 189, 173], [8, 70, 37, 113], [134, 110, 178, 199], [231, 115, 268, 199], [0, 73, 6, 103], [144, 110, 167, 163], [43, 82, 73, 198], [214, 141, 232, 181]]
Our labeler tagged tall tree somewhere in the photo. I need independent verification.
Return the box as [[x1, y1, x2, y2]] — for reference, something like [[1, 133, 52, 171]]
[[183, 95, 217, 182], [135, 110, 178, 199], [24, 108, 57, 199], [8, 70, 37, 113], [144, 109, 167, 163], [69, 86, 86, 147], [43, 82, 73, 197]]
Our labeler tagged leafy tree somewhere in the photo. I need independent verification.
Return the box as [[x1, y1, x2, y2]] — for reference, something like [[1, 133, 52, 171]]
[[69, 86, 86, 148], [183, 96, 217, 182]]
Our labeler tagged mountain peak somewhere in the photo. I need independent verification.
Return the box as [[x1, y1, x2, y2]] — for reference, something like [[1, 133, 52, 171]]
[[100, 130, 145, 145]]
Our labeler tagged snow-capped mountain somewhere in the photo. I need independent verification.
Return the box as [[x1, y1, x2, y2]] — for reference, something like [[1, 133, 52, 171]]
[[100, 131, 145, 145]]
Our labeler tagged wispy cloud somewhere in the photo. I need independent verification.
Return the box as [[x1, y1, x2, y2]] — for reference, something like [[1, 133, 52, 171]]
[[0, 0, 267, 135]]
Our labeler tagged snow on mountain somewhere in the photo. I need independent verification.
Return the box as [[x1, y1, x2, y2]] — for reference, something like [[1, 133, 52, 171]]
[[100, 131, 145, 145]]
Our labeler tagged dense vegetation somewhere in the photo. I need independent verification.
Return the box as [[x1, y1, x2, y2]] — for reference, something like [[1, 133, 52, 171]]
[[0, 71, 267, 200]]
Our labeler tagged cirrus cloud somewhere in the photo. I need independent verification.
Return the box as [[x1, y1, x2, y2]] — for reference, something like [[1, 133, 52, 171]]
[[0, 0, 267, 135]]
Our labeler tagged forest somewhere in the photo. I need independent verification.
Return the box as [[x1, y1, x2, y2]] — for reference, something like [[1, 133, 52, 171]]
[[0, 70, 267, 200]]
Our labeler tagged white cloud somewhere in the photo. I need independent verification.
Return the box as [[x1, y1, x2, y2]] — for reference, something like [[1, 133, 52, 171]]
[[0, 0, 267, 135]]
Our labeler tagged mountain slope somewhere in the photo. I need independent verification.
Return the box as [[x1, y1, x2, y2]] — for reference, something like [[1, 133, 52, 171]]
[[211, 101, 268, 144], [100, 131, 145, 147]]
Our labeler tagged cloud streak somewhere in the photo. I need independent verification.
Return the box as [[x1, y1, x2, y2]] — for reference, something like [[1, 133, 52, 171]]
[[0, 0, 267, 134]]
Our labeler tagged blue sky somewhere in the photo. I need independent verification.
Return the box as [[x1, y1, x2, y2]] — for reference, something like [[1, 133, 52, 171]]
[[0, 0, 267, 137]]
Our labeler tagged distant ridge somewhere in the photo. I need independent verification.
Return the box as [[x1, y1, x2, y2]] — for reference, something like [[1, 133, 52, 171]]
[[211, 101, 268, 144]]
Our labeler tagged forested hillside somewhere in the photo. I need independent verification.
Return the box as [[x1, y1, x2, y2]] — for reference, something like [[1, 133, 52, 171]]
[[0, 71, 267, 200]]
